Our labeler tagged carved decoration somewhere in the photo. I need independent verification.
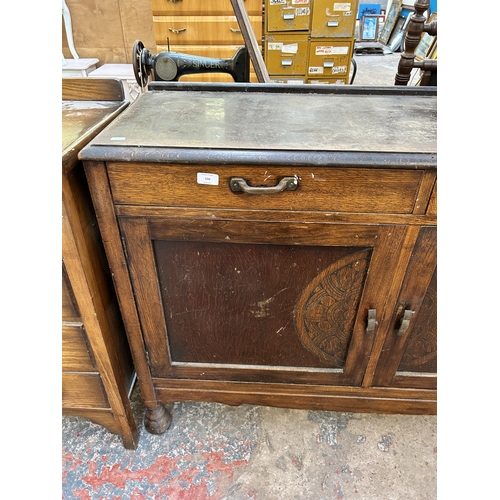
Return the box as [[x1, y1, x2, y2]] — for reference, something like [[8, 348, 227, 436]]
[[294, 249, 371, 367], [399, 269, 437, 371]]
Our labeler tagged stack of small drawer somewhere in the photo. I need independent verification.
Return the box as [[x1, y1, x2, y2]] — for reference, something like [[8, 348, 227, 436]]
[[264, 0, 358, 84]]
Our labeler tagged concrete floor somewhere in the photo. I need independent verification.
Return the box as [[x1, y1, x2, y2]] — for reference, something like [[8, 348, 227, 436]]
[[63, 384, 436, 499], [62, 53, 438, 500]]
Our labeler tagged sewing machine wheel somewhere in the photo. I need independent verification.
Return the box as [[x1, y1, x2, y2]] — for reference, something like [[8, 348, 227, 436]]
[[133, 40, 150, 87]]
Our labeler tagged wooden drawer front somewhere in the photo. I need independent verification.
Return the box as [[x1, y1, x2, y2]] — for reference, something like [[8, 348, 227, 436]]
[[153, 16, 262, 46], [108, 164, 423, 214], [265, 34, 309, 75], [62, 373, 109, 409], [62, 324, 96, 372], [62, 264, 80, 322], [311, 0, 358, 38], [152, 0, 262, 16], [266, 0, 312, 32], [308, 39, 353, 78]]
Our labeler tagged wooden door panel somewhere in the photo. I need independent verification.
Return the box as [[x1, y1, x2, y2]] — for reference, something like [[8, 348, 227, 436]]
[[156, 240, 369, 368], [120, 216, 407, 387], [372, 226, 437, 389]]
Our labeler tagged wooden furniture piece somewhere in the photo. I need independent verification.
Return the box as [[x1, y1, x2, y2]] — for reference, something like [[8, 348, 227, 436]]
[[62, 78, 138, 449], [395, 0, 437, 86], [150, 0, 263, 83], [80, 82, 437, 435], [89, 64, 142, 102], [264, 0, 358, 84]]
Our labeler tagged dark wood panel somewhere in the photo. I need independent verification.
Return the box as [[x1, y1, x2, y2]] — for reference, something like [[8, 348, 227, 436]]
[[156, 240, 369, 368]]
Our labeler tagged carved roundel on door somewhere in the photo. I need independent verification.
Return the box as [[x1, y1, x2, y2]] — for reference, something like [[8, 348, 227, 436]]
[[294, 249, 371, 367]]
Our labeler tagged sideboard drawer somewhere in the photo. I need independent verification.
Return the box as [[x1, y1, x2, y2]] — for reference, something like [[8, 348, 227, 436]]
[[62, 324, 96, 372], [108, 163, 424, 214], [62, 373, 109, 409]]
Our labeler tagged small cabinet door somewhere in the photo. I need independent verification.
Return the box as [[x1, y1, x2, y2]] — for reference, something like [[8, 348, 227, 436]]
[[119, 215, 410, 388], [371, 226, 437, 390]]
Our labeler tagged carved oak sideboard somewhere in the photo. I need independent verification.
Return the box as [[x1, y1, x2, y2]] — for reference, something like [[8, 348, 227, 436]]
[[80, 82, 437, 434], [62, 78, 138, 448]]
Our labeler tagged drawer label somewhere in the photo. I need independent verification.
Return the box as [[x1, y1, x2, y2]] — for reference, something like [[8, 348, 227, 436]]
[[308, 66, 324, 74], [282, 43, 299, 53], [316, 46, 349, 55], [332, 65, 347, 73], [292, 0, 309, 4], [333, 3, 351, 10], [295, 7, 310, 16], [197, 172, 219, 186], [269, 42, 299, 54], [270, 0, 286, 4]]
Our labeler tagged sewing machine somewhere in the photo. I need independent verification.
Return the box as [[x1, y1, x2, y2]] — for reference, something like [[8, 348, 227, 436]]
[[132, 40, 250, 87]]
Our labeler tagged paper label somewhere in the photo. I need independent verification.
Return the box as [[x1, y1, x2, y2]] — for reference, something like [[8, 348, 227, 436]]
[[197, 173, 219, 186], [295, 7, 310, 15], [334, 3, 351, 10], [316, 46, 349, 55], [268, 42, 283, 50], [308, 66, 324, 74], [282, 43, 298, 54], [270, 0, 286, 4], [292, 0, 309, 4], [332, 66, 347, 73]]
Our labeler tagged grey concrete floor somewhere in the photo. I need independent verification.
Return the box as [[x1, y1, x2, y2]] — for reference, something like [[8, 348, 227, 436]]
[[351, 51, 404, 86]]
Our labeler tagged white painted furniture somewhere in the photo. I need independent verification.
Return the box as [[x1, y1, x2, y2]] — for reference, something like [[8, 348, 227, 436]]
[[89, 64, 142, 102]]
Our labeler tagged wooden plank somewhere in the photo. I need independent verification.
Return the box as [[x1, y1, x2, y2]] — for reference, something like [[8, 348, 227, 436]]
[[230, 0, 271, 82], [62, 78, 125, 101]]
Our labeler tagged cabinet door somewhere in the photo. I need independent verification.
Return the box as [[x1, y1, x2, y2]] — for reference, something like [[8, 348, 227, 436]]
[[119, 215, 409, 387], [371, 226, 437, 389]]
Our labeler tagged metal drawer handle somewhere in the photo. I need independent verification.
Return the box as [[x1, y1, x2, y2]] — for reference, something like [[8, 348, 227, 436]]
[[169, 27, 186, 34], [230, 27, 241, 33], [366, 309, 378, 334], [168, 0, 182, 3], [230, 176, 298, 194], [397, 309, 414, 336]]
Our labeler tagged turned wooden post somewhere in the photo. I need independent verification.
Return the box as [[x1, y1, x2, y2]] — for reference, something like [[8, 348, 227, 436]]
[[395, 0, 437, 85]]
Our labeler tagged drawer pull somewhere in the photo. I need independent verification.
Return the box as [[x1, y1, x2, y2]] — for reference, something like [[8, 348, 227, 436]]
[[169, 27, 187, 34], [366, 309, 378, 334], [230, 176, 298, 194], [397, 309, 414, 336], [168, 0, 182, 3], [230, 27, 242, 33]]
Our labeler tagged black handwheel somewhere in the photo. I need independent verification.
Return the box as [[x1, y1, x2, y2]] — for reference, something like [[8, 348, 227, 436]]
[[132, 40, 149, 88]]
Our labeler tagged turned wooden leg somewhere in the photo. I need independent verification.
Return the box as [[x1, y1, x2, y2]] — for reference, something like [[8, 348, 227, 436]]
[[144, 405, 172, 435]]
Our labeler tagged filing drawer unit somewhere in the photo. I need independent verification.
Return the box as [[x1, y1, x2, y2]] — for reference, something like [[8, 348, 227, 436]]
[[80, 83, 437, 435], [62, 78, 138, 449], [264, 0, 358, 84], [151, 0, 263, 83]]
